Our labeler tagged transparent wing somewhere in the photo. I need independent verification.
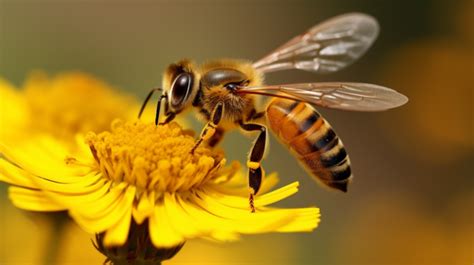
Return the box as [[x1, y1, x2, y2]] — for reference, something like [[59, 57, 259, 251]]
[[237, 82, 408, 111], [252, 13, 379, 74]]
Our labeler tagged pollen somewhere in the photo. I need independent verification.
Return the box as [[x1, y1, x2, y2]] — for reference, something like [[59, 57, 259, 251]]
[[85, 120, 229, 193]]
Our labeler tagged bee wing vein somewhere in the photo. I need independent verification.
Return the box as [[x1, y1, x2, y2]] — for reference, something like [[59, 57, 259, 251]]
[[252, 13, 379, 74], [237, 82, 408, 111]]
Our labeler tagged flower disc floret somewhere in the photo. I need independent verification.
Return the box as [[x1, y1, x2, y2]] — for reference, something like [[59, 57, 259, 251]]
[[86, 121, 225, 193]]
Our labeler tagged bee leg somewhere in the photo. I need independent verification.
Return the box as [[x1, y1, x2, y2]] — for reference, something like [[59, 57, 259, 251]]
[[248, 108, 266, 121], [208, 127, 225, 147], [136, 87, 177, 126], [138, 88, 165, 123], [158, 112, 176, 125], [157, 94, 180, 125], [240, 123, 267, 213], [190, 102, 224, 154]]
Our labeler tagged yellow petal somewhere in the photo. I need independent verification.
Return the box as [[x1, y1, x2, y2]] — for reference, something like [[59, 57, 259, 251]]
[[149, 196, 185, 248], [254, 181, 300, 207], [183, 194, 288, 235], [177, 194, 234, 235], [30, 172, 102, 194], [8, 186, 65, 211], [1, 141, 91, 182], [43, 178, 111, 204], [192, 193, 295, 231], [0, 159, 37, 188], [209, 172, 280, 196], [163, 193, 205, 238], [68, 185, 135, 233], [275, 207, 321, 232], [68, 182, 127, 217], [193, 191, 254, 219], [204, 181, 300, 209], [132, 191, 155, 225], [103, 204, 133, 247], [185, 190, 320, 237]]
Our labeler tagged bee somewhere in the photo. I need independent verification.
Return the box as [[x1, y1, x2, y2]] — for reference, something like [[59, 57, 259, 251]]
[[139, 13, 408, 212]]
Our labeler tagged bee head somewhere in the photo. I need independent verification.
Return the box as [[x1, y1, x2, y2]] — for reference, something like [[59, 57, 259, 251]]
[[163, 60, 200, 113]]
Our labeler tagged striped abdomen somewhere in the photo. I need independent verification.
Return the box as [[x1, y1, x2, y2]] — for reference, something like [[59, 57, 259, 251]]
[[266, 98, 352, 192]]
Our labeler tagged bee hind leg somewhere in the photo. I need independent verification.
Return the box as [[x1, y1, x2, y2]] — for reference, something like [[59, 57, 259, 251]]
[[240, 122, 267, 213]]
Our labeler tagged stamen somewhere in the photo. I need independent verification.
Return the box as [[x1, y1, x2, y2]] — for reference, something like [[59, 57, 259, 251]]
[[86, 120, 228, 193]]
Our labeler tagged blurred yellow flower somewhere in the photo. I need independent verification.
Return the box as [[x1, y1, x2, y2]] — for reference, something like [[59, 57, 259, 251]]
[[0, 78, 29, 141], [0, 71, 166, 264], [0, 120, 320, 251], [0, 71, 142, 145], [377, 0, 473, 165]]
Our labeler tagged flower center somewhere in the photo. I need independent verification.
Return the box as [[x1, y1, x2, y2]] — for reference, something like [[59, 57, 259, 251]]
[[86, 120, 228, 193]]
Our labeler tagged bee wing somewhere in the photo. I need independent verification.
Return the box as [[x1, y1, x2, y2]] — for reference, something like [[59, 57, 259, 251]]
[[237, 82, 408, 111], [252, 13, 379, 74]]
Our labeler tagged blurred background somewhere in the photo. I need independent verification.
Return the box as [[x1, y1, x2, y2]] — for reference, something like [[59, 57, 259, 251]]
[[0, 0, 472, 264]]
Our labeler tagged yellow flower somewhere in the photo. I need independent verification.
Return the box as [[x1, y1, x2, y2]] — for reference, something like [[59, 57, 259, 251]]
[[0, 71, 143, 144], [0, 71, 160, 263], [0, 120, 320, 250]]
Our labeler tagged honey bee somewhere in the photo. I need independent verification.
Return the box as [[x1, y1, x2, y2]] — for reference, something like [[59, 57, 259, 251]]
[[139, 13, 408, 212]]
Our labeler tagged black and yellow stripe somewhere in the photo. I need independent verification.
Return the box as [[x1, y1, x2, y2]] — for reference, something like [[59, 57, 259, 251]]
[[266, 98, 352, 192]]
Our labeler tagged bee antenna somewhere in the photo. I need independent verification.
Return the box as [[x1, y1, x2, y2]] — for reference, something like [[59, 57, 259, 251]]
[[138, 87, 163, 120]]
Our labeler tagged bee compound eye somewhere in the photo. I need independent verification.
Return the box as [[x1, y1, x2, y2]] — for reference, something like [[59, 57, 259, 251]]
[[170, 72, 193, 109]]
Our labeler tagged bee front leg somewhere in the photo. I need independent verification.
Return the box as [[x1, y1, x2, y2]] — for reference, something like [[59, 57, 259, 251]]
[[190, 102, 224, 154], [138, 88, 168, 125], [239, 122, 267, 213], [159, 112, 176, 125], [137, 87, 177, 126]]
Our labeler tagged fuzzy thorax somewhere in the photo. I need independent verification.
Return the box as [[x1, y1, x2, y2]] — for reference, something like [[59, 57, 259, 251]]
[[86, 120, 228, 193]]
